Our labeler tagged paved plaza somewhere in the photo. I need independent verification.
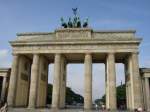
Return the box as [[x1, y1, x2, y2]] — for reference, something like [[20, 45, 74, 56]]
[[8, 108, 131, 112]]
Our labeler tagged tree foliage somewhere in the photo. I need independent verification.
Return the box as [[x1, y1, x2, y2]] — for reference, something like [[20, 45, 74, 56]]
[[95, 84, 126, 108], [46, 84, 84, 105]]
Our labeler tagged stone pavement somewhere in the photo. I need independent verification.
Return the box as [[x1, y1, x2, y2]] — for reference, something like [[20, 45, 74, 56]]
[[8, 108, 130, 112]]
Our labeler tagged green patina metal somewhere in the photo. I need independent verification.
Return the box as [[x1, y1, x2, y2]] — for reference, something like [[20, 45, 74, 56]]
[[61, 8, 88, 28]]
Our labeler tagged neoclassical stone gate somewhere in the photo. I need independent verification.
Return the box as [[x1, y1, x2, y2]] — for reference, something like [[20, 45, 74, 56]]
[[7, 28, 144, 110]]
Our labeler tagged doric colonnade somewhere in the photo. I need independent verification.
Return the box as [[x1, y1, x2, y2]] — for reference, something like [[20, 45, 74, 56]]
[[140, 68, 150, 111], [6, 28, 144, 110], [0, 68, 10, 102]]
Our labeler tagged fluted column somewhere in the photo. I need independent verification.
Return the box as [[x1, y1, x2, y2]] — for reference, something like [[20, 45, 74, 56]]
[[106, 53, 116, 110], [7, 54, 19, 107], [84, 53, 92, 110], [124, 59, 131, 110], [126, 84, 129, 109], [145, 78, 150, 111], [129, 52, 142, 109], [28, 54, 40, 108], [1, 76, 7, 101], [59, 56, 67, 108], [52, 53, 61, 108]]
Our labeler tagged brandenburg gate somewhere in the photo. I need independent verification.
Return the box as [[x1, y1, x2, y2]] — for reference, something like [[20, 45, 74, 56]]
[[6, 28, 144, 110]]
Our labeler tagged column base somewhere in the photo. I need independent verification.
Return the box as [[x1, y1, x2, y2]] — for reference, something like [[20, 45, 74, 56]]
[[27, 108, 35, 109], [84, 107, 93, 110], [106, 108, 117, 112], [84, 108, 93, 112], [59, 106, 66, 109], [27, 105, 36, 109], [8, 105, 14, 108], [51, 107, 60, 111]]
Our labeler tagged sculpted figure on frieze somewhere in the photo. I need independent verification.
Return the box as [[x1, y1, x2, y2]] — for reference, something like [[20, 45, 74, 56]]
[[60, 8, 88, 28]]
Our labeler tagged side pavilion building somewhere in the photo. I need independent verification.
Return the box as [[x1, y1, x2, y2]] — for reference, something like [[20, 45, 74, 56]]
[[0, 28, 149, 111]]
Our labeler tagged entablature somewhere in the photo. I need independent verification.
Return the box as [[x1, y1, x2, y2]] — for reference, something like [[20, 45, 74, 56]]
[[14, 28, 139, 41], [10, 28, 142, 55]]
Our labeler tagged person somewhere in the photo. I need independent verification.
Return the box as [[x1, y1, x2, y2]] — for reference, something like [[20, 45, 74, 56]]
[[137, 107, 143, 112], [102, 104, 105, 110], [95, 104, 98, 110], [0, 102, 8, 112]]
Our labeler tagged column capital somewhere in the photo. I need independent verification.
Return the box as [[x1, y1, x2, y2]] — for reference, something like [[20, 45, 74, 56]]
[[107, 52, 115, 55], [32, 53, 40, 56], [12, 53, 19, 56], [55, 53, 61, 55], [3, 76, 7, 78], [85, 52, 92, 55], [131, 52, 139, 55]]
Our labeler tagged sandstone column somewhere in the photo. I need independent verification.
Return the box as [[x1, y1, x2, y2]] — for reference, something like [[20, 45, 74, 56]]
[[84, 53, 92, 110], [128, 83, 132, 109], [1, 76, 7, 101], [145, 78, 150, 111], [52, 53, 61, 108], [28, 54, 40, 108], [36, 56, 48, 107], [124, 62, 129, 109], [7, 54, 19, 107], [124, 60, 131, 110], [126, 84, 129, 109], [59, 56, 67, 108], [106, 53, 116, 110], [129, 52, 142, 110]]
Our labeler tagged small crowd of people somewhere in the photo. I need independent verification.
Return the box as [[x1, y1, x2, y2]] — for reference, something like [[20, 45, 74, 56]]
[[134, 107, 143, 112], [95, 104, 144, 112], [0, 100, 8, 112]]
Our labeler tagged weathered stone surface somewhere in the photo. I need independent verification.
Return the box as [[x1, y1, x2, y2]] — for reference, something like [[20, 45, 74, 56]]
[[52, 53, 61, 108], [4, 28, 149, 111], [7, 55, 19, 107], [28, 54, 40, 108], [106, 53, 116, 110], [9, 29, 141, 57], [140, 68, 150, 111], [0, 68, 10, 101], [84, 53, 92, 109]]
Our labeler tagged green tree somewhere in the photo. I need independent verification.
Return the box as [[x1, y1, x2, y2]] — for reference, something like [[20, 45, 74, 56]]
[[95, 84, 126, 109], [46, 84, 84, 105]]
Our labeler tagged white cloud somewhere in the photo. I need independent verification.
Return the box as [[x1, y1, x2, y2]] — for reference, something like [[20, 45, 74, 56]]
[[0, 49, 8, 58], [0, 49, 11, 67]]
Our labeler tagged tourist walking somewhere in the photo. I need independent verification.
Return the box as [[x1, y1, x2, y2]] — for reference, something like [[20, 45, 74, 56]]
[[0, 102, 8, 112]]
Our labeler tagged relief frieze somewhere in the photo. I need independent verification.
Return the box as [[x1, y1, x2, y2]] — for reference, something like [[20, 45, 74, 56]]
[[13, 44, 137, 52], [56, 31, 91, 39]]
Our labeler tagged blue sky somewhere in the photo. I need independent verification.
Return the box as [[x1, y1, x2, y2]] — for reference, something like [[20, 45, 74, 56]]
[[0, 0, 150, 100]]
